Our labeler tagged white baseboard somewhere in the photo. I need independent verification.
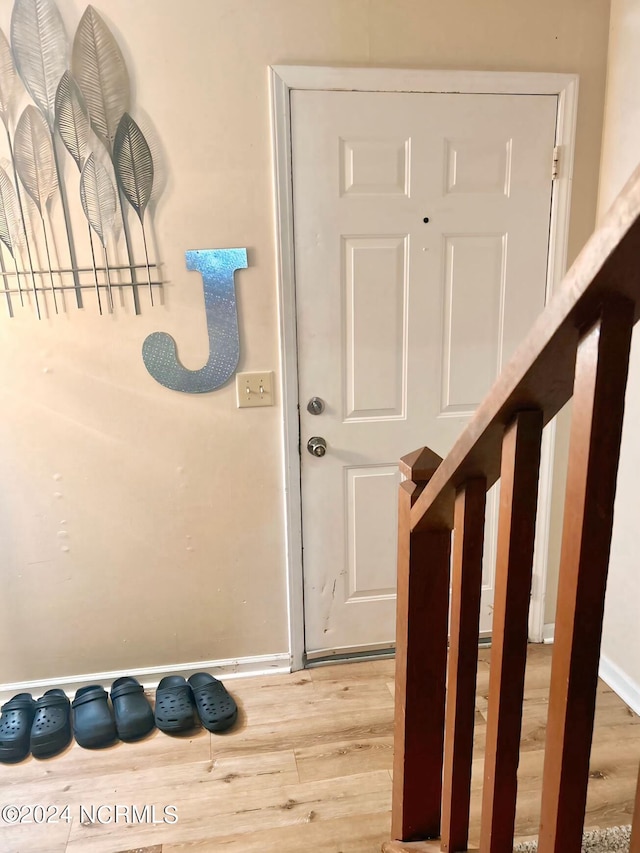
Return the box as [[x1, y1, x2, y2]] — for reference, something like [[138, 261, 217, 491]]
[[539, 631, 640, 715], [0, 653, 291, 703], [598, 652, 640, 716]]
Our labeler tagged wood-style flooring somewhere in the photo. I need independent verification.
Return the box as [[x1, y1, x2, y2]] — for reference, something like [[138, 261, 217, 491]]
[[0, 645, 638, 852]]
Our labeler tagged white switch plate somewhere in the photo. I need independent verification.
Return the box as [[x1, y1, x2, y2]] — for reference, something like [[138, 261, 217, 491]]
[[236, 371, 274, 408]]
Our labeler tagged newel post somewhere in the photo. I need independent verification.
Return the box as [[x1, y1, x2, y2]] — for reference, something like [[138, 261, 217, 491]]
[[391, 446, 449, 843]]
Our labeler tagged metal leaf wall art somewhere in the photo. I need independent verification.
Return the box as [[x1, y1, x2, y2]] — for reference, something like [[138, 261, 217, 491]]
[[80, 152, 116, 313], [0, 30, 19, 129], [0, 0, 165, 317], [114, 112, 154, 305], [72, 5, 129, 152], [0, 162, 24, 313], [55, 71, 89, 171], [0, 164, 24, 257], [14, 103, 57, 313], [11, 0, 68, 128]]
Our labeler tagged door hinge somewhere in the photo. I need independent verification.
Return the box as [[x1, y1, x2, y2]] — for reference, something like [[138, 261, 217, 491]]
[[552, 145, 560, 181]]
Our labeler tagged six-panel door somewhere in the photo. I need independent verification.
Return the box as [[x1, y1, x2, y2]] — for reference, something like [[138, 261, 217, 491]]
[[291, 90, 557, 658]]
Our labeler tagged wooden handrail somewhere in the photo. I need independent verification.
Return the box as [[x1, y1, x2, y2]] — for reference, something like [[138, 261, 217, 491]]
[[387, 160, 640, 853]]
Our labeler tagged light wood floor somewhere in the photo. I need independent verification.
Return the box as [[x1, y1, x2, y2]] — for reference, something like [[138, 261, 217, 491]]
[[1, 645, 638, 853]]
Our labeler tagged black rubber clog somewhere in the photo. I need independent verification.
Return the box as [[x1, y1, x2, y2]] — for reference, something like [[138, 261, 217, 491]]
[[30, 690, 71, 758], [154, 676, 197, 733], [188, 672, 238, 732], [72, 685, 117, 749], [0, 693, 37, 763], [110, 677, 154, 741]]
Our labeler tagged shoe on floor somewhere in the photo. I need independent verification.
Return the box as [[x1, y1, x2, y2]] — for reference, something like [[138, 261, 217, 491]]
[[111, 677, 154, 741], [154, 676, 197, 733], [72, 685, 117, 749], [0, 693, 37, 763], [188, 672, 238, 732], [30, 689, 71, 758]]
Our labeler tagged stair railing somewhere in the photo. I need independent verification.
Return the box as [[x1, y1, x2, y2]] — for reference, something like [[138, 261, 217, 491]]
[[385, 161, 640, 853]]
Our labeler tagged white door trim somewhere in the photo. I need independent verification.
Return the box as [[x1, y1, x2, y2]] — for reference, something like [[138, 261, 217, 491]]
[[270, 66, 578, 669]]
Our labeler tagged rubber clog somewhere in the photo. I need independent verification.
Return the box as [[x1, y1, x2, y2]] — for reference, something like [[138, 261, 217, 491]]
[[154, 676, 197, 733], [110, 677, 154, 741], [30, 690, 71, 758], [188, 672, 238, 732], [0, 693, 36, 763], [72, 685, 117, 749]]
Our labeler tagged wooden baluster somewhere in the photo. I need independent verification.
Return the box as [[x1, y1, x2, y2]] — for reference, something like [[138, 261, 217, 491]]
[[537, 297, 634, 853], [442, 478, 487, 853], [631, 764, 640, 853], [479, 410, 543, 853], [391, 446, 449, 843]]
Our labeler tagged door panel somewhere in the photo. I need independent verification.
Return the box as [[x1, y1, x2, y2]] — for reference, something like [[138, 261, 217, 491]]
[[344, 235, 408, 420], [346, 465, 399, 601], [291, 90, 557, 658], [441, 233, 506, 414]]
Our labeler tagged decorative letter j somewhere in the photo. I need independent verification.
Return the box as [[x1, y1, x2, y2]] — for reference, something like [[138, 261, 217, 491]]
[[142, 248, 248, 393]]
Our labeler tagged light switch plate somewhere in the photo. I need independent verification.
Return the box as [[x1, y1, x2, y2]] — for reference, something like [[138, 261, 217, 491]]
[[236, 371, 274, 408]]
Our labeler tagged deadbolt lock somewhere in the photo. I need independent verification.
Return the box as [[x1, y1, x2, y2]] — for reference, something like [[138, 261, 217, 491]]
[[307, 397, 325, 415]]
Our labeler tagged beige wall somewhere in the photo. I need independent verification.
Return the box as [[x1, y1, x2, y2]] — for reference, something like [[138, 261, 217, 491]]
[[0, 0, 610, 683], [597, 0, 640, 697]]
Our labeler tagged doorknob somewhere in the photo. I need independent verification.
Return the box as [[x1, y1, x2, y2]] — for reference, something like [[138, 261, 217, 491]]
[[307, 396, 325, 415], [307, 436, 327, 457]]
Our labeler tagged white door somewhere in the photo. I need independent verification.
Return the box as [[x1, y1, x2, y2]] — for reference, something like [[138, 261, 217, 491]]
[[291, 90, 557, 659]]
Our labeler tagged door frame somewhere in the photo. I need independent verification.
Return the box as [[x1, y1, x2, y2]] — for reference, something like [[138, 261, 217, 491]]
[[270, 65, 578, 670]]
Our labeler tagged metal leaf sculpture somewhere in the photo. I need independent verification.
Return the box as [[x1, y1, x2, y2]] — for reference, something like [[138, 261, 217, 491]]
[[0, 29, 20, 130], [72, 6, 130, 153], [11, 0, 82, 309], [0, 165, 25, 258], [114, 112, 155, 303], [80, 154, 116, 246], [14, 105, 55, 213], [80, 152, 117, 313], [0, 164, 25, 310], [113, 113, 153, 220], [0, 28, 29, 315], [14, 104, 58, 312], [11, 0, 68, 129], [72, 7, 140, 311], [55, 70, 106, 309], [55, 71, 90, 170]]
